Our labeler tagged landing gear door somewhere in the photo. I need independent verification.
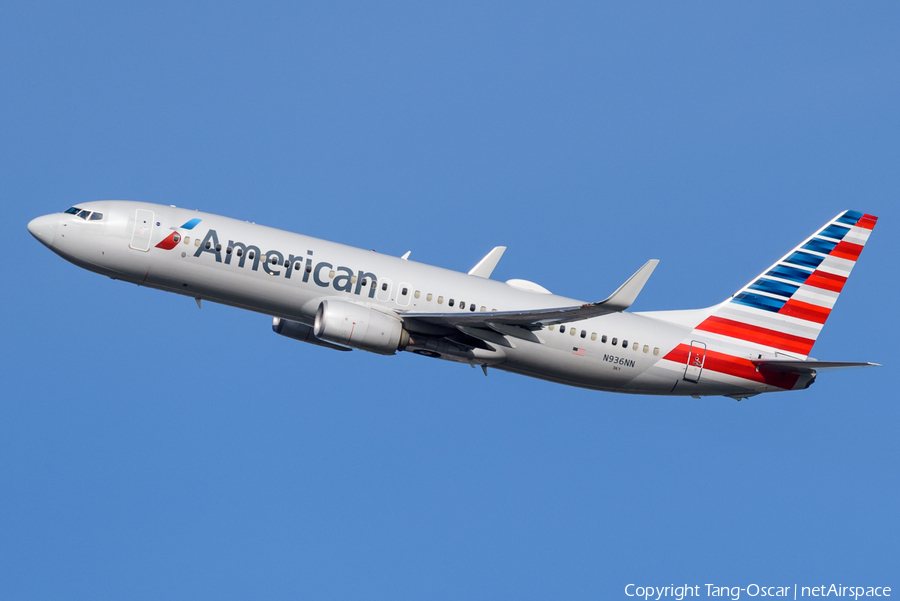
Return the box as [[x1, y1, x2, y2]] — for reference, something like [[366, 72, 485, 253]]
[[129, 209, 155, 251], [683, 341, 707, 383]]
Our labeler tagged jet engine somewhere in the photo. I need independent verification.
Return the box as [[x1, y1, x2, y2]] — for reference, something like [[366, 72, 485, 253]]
[[314, 299, 410, 355], [272, 317, 352, 351]]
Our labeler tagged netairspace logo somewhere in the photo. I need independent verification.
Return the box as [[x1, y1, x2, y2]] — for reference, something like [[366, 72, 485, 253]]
[[624, 584, 891, 600]]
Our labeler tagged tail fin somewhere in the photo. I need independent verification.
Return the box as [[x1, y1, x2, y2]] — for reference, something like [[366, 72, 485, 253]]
[[695, 210, 878, 359]]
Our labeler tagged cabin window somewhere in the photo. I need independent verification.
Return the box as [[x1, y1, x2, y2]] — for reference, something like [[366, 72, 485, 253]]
[[261, 254, 267, 263], [361, 278, 367, 286], [272, 256, 280, 265], [184, 236, 190, 245], [328, 270, 335, 278], [248, 251, 255, 260], [611, 337, 617, 345], [480, 306, 486, 312], [591, 333, 597, 341], [448, 299, 455, 307], [459, 302, 465, 310], [402, 288, 408, 296], [437, 296, 444, 304], [305, 264, 312, 273], [236, 248, 242, 257], [195, 239, 201, 247], [548, 325, 556, 331], [653, 347, 660, 356], [295, 262, 301, 270], [381, 283, 388, 291], [351, 276, 357, 284], [622, 339, 628, 348], [560, 326, 566, 334], [226, 246, 232, 255], [581, 330, 587, 338], [414, 290, 420, 299], [216, 244, 222, 252], [284, 259, 290, 267], [633, 342, 639, 351], [601, 335, 607, 343], [643, 345, 649, 353], [470, 305, 476, 312], [570, 329, 576, 336], [426, 293, 433, 301], [205, 241, 211, 250], [173, 234, 181, 243]]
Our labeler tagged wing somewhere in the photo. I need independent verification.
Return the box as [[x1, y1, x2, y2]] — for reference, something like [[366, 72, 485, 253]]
[[400, 259, 659, 331]]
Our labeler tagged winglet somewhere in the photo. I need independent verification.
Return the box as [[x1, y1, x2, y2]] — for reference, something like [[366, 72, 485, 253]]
[[468, 246, 507, 278], [597, 259, 659, 312]]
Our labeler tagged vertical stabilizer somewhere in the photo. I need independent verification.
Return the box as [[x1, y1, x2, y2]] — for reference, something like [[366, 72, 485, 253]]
[[694, 211, 878, 358]]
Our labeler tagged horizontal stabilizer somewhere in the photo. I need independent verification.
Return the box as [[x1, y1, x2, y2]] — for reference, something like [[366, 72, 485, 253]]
[[752, 359, 880, 375], [469, 247, 506, 278]]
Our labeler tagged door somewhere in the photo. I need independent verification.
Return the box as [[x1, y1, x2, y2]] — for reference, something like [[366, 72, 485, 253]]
[[683, 341, 707, 383], [129, 209, 155, 251], [375, 278, 392, 302], [396, 282, 412, 306]]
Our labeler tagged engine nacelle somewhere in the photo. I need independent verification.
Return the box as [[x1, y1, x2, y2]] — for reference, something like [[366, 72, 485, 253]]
[[314, 299, 409, 355], [272, 317, 353, 351]]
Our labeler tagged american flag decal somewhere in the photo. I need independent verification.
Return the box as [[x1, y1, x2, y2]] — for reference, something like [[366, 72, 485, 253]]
[[572, 347, 585, 356]]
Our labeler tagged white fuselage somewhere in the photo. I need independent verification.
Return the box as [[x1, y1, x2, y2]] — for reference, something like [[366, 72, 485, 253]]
[[28, 200, 814, 397]]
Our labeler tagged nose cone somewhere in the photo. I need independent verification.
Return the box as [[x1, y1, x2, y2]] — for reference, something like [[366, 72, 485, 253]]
[[27, 214, 58, 248]]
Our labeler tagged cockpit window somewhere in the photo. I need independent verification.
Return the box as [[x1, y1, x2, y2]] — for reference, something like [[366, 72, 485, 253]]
[[89, 212, 103, 221], [64, 207, 81, 215], [77, 209, 91, 220]]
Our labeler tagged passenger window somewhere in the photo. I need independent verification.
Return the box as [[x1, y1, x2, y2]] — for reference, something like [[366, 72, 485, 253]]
[[402, 288, 408, 296], [653, 347, 660, 356], [274, 257, 281, 266], [351, 276, 357, 284], [643, 345, 649, 353], [561, 326, 567, 334], [216, 244, 223, 252], [426, 293, 433, 302], [414, 291, 420, 299], [581, 330, 587, 338], [248, 251, 255, 259], [459, 302, 465, 310], [437, 296, 444, 304], [480, 306, 486, 312], [295, 262, 301, 270], [226, 246, 232, 254], [184, 236, 190, 245], [195, 239, 201, 247], [382, 283, 388, 291], [632, 342, 638, 351], [77, 209, 91, 220], [622, 339, 628, 348], [236, 248, 242, 257], [570, 329, 576, 336], [89, 212, 103, 220], [173, 234, 181, 243], [548, 325, 556, 331], [284, 259, 290, 267], [591, 333, 597, 341], [470, 305, 476, 312], [328, 270, 335, 278], [611, 337, 617, 345], [361, 278, 367, 286], [601, 335, 607, 343], [205, 241, 211, 250], [449, 299, 455, 307]]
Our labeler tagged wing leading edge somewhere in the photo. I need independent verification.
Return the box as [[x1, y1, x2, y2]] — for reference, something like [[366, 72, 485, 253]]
[[400, 259, 659, 330]]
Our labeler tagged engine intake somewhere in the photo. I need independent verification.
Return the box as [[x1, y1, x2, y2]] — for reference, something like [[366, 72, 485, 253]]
[[314, 299, 409, 355]]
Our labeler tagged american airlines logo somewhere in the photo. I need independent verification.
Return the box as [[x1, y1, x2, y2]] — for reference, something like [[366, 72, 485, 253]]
[[180, 228, 380, 298]]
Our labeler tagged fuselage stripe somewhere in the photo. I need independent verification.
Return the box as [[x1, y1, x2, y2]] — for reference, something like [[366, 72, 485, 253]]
[[695, 316, 815, 355]]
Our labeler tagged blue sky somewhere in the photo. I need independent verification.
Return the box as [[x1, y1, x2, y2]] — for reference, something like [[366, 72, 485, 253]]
[[2, 2, 898, 599]]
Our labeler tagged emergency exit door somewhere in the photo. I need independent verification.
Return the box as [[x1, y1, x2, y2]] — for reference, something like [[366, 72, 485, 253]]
[[683, 341, 707, 383], [129, 209, 155, 251]]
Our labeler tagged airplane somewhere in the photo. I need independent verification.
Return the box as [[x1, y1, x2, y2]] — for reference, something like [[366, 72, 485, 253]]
[[27, 201, 878, 400]]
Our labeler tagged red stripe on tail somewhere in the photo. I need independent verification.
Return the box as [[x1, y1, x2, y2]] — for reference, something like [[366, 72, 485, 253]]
[[695, 316, 815, 355], [778, 299, 831, 324], [830, 241, 863, 261], [663, 344, 800, 390], [804, 270, 846, 293], [855, 214, 878, 230]]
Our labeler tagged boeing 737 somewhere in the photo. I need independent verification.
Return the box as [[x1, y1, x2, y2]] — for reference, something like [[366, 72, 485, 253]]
[[27, 202, 878, 399]]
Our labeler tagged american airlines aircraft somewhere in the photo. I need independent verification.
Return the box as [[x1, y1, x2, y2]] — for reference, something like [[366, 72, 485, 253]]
[[28, 201, 878, 399]]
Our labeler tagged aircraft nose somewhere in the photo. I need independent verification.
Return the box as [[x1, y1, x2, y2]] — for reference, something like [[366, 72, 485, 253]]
[[27, 214, 58, 248]]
